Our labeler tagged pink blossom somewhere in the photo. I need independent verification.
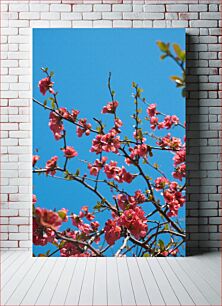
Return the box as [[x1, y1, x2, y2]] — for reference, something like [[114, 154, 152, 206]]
[[114, 118, 123, 128], [59, 107, 70, 119], [118, 207, 148, 239], [91, 221, 100, 231], [32, 155, 40, 167], [45, 156, 58, 176], [129, 144, 149, 159], [59, 230, 91, 257], [49, 111, 64, 140], [91, 131, 121, 154], [154, 177, 169, 190], [104, 161, 135, 184], [173, 149, 186, 166], [62, 146, 78, 158], [71, 109, 80, 122], [104, 219, 121, 246], [38, 77, 54, 95], [117, 193, 136, 210], [88, 156, 108, 176], [117, 190, 146, 211], [150, 116, 159, 130], [35, 207, 63, 230], [157, 134, 182, 150], [147, 104, 157, 117], [172, 163, 186, 181], [76, 118, 92, 137], [163, 184, 185, 217], [160, 115, 179, 130], [33, 218, 55, 246], [101, 101, 118, 114]]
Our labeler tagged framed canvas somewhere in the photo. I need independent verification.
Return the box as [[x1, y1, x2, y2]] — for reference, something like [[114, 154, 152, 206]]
[[32, 29, 186, 257]]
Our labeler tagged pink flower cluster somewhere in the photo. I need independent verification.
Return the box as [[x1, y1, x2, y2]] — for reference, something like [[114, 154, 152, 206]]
[[146, 104, 179, 130], [157, 134, 182, 151], [163, 182, 185, 217], [116, 190, 146, 211], [59, 107, 80, 123], [125, 144, 149, 165], [49, 111, 64, 140], [35, 207, 64, 230], [45, 156, 58, 176], [62, 146, 78, 159], [33, 218, 55, 246], [88, 156, 108, 176], [104, 219, 121, 246], [38, 77, 54, 95], [90, 130, 121, 154], [172, 147, 186, 181], [76, 118, 92, 137], [101, 101, 118, 114], [71, 206, 100, 236], [154, 177, 169, 190], [172, 163, 186, 181], [104, 161, 135, 184], [118, 206, 148, 239]]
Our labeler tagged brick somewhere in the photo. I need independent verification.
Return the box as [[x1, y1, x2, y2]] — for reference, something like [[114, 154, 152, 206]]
[[72, 20, 93, 28], [94, 4, 111, 12], [189, 4, 207, 12], [9, 217, 29, 225], [73, 4, 92, 12], [102, 12, 122, 19], [200, 12, 221, 20], [143, 5, 165, 12], [113, 20, 132, 27], [29, 4, 49, 12], [9, 3, 29, 12], [83, 12, 102, 19], [123, 12, 164, 19], [190, 20, 218, 28], [1, 241, 18, 248], [93, 20, 112, 28], [50, 4, 71, 12], [61, 12, 82, 20], [19, 12, 40, 20], [166, 5, 188, 12], [112, 4, 132, 11]]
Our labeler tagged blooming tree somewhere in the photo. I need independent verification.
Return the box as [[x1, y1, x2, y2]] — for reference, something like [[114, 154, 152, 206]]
[[33, 41, 186, 257]]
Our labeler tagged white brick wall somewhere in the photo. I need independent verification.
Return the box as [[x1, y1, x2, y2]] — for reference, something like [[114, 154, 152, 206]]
[[1, 0, 221, 255]]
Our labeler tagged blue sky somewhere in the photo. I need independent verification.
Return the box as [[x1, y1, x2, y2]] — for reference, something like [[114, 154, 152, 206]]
[[33, 29, 185, 256]]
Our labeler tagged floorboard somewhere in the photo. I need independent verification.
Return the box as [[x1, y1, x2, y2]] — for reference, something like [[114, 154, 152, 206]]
[[0, 251, 221, 306]]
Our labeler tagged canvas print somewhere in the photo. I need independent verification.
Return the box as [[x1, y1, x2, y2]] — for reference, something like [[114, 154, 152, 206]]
[[33, 29, 186, 257]]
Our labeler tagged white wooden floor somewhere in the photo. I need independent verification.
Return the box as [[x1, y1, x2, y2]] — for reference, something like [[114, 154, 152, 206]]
[[1, 251, 221, 306]]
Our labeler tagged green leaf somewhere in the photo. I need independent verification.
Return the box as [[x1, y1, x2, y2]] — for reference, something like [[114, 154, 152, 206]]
[[173, 43, 186, 62], [156, 41, 169, 52], [160, 54, 168, 60], [111, 90, 115, 97], [153, 163, 159, 169], [75, 169, 80, 176], [93, 201, 103, 212], [158, 239, 165, 252], [58, 210, 66, 220], [50, 71, 54, 77]]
